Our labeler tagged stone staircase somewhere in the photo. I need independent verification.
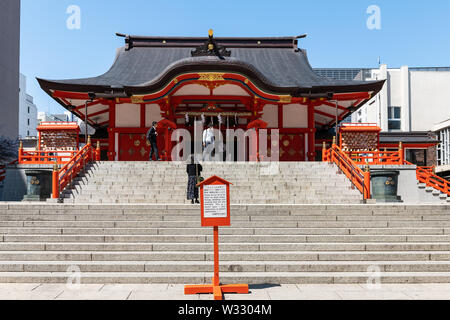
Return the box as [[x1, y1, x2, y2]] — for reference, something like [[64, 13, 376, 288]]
[[418, 183, 450, 204], [60, 161, 363, 204], [1, 203, 450, 284]]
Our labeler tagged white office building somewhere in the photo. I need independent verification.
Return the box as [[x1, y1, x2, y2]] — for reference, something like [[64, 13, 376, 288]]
[[434, 119, 450, 179], [352, 65, 450, 133], [18, 74, 38, 138], [37, 111, 72, 124]]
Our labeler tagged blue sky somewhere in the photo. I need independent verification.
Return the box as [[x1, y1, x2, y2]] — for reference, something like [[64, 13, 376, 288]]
[[20, 0, 450, 115]]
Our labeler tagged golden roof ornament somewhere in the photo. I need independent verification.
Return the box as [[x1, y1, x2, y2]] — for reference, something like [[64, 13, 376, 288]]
[[191, 29, 231, 58]]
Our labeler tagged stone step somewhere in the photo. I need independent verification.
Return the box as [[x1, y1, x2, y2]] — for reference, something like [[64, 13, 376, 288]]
[[0, 250, 449, 261], [5, 234, 450, 243], [4, 271, 450, 284], [2, 227, 449, 236], [3, 242, 450, 252], [1, 260, 450, 273], [5, 220, 420, 228], [0, 214, 449, 222]]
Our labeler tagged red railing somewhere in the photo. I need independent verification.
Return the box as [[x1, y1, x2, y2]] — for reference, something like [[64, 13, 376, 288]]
[[0, 160, 18, 183], [19, 149, 78, 165], [327, 141, 450, 198], [344, 150, 404, 165], [52, 140, 101, 199], [405, 161, 450, 196], [323, 143, 371, 199]]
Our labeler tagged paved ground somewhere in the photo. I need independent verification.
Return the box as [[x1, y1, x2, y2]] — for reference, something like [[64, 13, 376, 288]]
[[0, 283, 450, 300]]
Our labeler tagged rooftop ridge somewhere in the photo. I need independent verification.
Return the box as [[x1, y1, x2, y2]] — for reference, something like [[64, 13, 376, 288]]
[[116, 33, 303, 50]]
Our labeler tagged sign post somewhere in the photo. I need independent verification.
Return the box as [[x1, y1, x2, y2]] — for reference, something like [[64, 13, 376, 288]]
[[184, 175, 249, 300]]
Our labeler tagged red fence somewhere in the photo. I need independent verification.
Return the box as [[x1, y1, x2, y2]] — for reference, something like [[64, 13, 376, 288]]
[[324, 141, 450, 198], [323, 144, 371, 199], [405, 161, 450, 196], [52, 141, 100, 199], [19, 150, 78, 165], [344, 150, 404, 165]]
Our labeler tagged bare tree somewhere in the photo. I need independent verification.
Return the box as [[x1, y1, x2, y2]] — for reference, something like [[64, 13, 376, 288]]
[[0, 136, 19, 164]]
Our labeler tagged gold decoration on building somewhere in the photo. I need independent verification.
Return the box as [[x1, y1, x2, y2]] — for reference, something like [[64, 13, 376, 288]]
[[30, 177, 40, 185], [198, 73, 225, 82], [173, 78, 179, 84], [244, 79, 249, 84], [279, 95, 292, 103], [131, 95, 145, 104], [134, 140, 141, 147], [199, 82, 226, 91]]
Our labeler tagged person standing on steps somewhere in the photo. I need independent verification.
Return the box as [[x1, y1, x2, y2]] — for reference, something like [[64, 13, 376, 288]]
[[147, 121, 160, 161], [186, 155, 202, 204], [202, 122, 215, 161]]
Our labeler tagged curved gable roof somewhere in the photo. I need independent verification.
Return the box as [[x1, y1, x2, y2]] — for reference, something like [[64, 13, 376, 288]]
[[38, 35, 384, 96]]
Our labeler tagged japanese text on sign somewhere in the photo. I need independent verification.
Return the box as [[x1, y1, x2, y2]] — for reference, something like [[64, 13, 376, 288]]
[[203, 184, 227, 218]]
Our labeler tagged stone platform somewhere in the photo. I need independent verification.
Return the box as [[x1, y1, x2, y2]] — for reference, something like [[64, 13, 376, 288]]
[[0, 203, 450, 284]]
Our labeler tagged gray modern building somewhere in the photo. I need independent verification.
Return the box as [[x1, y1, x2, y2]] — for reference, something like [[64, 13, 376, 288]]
[[0, 0, 20, 139]]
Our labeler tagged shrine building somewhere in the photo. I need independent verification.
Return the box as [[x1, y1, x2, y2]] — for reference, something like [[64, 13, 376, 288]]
[[37, 31, 384, 162]]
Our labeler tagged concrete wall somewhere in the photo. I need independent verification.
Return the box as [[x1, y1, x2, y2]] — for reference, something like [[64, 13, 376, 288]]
[[0, 0, 20, 139], [410, 71, 450, 131]]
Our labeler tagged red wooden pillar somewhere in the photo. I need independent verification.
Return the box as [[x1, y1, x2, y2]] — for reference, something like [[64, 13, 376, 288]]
[[307, 103, 316, 161], [52, 161, 59, 199], [108, 101, 116, 161], [140, 103, 146, 128], [164, 128, 170, 161]]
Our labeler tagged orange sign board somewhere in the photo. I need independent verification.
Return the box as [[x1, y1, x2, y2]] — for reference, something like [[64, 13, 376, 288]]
[[198, 176, 232, 227], [185, 175, 248, 300]]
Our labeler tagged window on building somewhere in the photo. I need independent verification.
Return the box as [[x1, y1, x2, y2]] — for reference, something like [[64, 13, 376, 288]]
[[27, 119, 30, 126], [406, 149, 427, 167], [388, 106, 401, 130], [28, 106, 30, 114], [27, 130, 29, 137], [437, 128, 450, 166]]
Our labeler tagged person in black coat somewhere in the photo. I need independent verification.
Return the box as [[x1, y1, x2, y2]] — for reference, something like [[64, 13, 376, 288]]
[[186, 155, 202, 204], [147, 121, 160, 161]]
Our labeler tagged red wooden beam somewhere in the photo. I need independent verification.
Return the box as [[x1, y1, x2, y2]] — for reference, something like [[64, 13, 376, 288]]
[[171, 95, 252, 105], [314, 109, 345, 121], [333, 92, 371, 101], [320, 101, 349, 112], [88, 108, 110, 118], [52, 91, 90, 100], [74, 100, 103, 111]]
